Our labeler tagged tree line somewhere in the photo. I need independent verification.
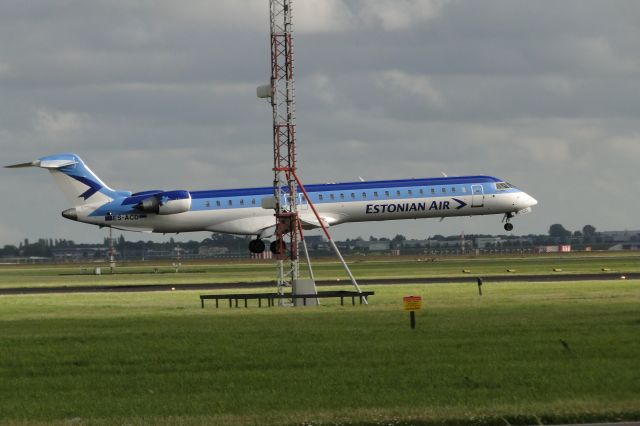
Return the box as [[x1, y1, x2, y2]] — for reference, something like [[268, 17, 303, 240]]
[[0, 224, 607, 258]]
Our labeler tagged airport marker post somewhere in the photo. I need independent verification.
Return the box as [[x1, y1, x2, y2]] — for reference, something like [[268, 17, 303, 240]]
[[403, 296, 422, 329]]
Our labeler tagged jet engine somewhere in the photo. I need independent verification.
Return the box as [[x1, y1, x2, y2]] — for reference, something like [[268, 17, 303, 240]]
[[135, 190, 191, 215]]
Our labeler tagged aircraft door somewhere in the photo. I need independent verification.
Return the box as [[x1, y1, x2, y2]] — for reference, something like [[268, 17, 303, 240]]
[[297, 193, 309, 211], [282, 193, 309, 211], [471, 185, 484, 207]]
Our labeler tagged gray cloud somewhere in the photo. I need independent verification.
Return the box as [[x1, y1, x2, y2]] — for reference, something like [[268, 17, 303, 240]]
[[1, 0, 639, 245]]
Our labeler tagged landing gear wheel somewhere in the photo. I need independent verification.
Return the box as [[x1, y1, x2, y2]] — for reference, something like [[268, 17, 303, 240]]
[[504, 222, 514, 232], [249, 239, 265, 254], [270, 239, 286, 255]]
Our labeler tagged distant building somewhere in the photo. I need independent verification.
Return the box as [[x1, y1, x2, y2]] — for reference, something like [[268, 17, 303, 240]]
[[599, 231, 640, 243], [537, 245, 571, 253], [198, 246, 230, 256], [52, 247, 108, 261], [354, 240, 391, 251], [404, 239, 472, 249], [304, 235, 325, 245], [608, 243, 640, 251], [475, 237, 502, 249], [305, 235, 331, 251], [250, 251, 273, 260]]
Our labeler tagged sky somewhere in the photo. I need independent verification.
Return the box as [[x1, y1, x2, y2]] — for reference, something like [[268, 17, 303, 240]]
[[1, 0, 639, 245]]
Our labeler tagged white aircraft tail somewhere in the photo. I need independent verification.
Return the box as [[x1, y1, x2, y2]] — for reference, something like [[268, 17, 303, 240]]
[[6, 153, 120, 207]]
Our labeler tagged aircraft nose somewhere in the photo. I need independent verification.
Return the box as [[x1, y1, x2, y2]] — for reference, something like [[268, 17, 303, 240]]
[[525, 193, 537, 207]]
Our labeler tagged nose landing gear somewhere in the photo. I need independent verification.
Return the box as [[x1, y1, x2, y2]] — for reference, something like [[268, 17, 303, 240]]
[[503, 212, 515, 231]]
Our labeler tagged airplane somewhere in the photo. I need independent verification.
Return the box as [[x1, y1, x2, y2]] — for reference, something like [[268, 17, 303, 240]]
[[6, 153, 538, 254]]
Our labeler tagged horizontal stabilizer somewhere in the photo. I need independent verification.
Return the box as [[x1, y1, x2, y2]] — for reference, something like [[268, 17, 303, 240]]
[[7, 153, 115, 206], [5, 159, 77, 169], [38, 159, 77, 169], [4, 161, 37, 168]]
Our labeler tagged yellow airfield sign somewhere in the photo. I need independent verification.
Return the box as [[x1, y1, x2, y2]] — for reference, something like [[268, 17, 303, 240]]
[[403, 295, 422, 311]]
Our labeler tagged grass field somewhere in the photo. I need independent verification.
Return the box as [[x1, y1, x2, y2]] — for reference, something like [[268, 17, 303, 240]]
[[1, 252, 639, 289], [1, 278, 639, 425]]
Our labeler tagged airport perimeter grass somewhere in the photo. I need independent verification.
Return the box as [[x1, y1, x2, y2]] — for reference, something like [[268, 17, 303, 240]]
[[1, 281, 639, 425], [1, 252, 640, 288]]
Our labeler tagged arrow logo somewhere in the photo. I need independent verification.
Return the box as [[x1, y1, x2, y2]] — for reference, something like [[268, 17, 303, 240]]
[[452, 198, 467, 210], [71, 175, 102, 200]]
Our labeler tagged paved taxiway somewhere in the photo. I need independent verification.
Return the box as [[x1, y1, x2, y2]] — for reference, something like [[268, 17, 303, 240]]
[[0, 272, 637, 295]]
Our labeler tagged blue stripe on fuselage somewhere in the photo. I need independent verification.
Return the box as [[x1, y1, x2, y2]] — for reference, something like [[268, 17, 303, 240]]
[[188, 176, 502, 199], [183, 176, 517, 212], [91, 176, 515, 217]]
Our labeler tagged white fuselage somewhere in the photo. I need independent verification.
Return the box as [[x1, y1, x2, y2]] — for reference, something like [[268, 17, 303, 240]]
[[10, 154, 537, 240], [75, 178, 537, 236]]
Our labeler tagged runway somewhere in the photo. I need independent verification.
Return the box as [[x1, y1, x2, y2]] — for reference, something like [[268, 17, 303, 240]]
[[0, 272, 637, 295]]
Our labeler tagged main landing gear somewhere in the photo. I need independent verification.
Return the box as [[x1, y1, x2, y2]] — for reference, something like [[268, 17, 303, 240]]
[[270, 239, 286, 255], [248, 238, 287, 254], [503, 213, 514, 231], [248, 238, 266, 254]]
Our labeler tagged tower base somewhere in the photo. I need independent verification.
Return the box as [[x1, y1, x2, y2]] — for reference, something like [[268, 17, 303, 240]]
[[292, 279, 318, 307]]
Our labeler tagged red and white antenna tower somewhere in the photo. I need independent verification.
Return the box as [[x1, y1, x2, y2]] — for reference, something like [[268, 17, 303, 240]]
[[262, 0, 301, 294], [258, 0, 365, 302]]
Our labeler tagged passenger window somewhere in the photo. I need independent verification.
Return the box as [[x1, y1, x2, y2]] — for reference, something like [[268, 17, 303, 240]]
[[240, 199, 244, 205], [385, 191, 390, 197], [451, 187, 456, 193], [373, 191, 378, 198], [252, 198, 256, 205], [396, 190, 401, 196], [431, 188, 435, 194], [351, 193, 355, 199], [362, 192, 367, 198], [205, 201, 210, 208], [330, 194, 335, 200], [408, 190, 413, 195], [216, 200, 221, 207], [441, 188, 446, 193], [319, 194, 323, 201], [419, 188, 424, 195], [340, 193, 345, 200], [228, 200, 232, 206]]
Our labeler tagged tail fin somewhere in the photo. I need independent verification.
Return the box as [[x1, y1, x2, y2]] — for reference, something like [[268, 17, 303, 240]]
[[6, 153, 121, 206]]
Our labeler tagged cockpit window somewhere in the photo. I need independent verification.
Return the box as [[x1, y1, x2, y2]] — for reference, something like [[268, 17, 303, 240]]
[[496, 182, 511, 190]]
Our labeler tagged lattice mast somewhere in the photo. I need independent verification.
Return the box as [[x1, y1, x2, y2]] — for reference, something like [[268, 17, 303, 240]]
[[260, 0, 363, 301], [269, 0, 300, 292]]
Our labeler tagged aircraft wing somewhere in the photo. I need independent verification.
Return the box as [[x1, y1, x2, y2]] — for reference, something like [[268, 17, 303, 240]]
[[298, 213, 338, 229], [251, 213, 338, 238]]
